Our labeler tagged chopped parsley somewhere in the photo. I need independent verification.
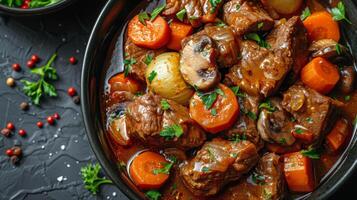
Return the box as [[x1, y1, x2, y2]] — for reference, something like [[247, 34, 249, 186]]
[[210, 108, 217, 116], [138, 11, 150, 25], [176, 8, 186, 21], [197, 88, 225, 110], [145, 190, 161, 200], [215, 20, 227, 27], [150, 3, 166, 21], [229, 133, 247, 143], [306, 117, 313, 123], [144, 54, 153, 65], [161, 99, 170, 110], [244, 33, 271, 49], [247, 111, 257, 120], [279, 138, 287, 145], [236, 4, 240, 10], [331, 1, 352, 24], [153, 162, 173, 175], [148, 70, 157, 83], [123, 57, 136, 77], [230, 86, 245, 98], [209, 0, 222, 13], [300, 7, 311, 21], [301, 148, 320, 159], [259, 99, 275, 112], [335, 43, 342, 55], [252, 172, 266, 185], [230, 153, 238, 158], [202, 166, 210, 172], [290, 117, 297, 122], [294, 128, 304, 134], [344, 95, 351, 101], [257, 22, 264, 29], [160, 124, 184, 140]]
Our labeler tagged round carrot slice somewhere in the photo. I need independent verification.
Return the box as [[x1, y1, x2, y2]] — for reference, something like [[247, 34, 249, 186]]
[[189, 84, 239, 134], [301, 57, 340, 94], [128, 15, 170, 49], [129, 151, 169, 190], [303, 11, 340, 42]]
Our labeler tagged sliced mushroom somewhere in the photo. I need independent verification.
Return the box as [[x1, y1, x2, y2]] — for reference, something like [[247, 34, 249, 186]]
[[257, 98, 296, 146], [338, 66, 356, 94], [309, 39, 354, 65], [180, 34, 220, 90]]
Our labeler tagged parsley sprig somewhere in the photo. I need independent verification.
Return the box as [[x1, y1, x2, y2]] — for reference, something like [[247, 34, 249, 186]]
[[160, 124, 183, 140], [301, 148, 320, 159], [300, 7, 311, 21], [123, 58, 136, 77], [331, 1, 352, 24], [21, 53, 58, 105], [197, 88, 225, 110], [244, 33, 271, 49], [81, 163, 113, 195], [146, 190, 161, 200]]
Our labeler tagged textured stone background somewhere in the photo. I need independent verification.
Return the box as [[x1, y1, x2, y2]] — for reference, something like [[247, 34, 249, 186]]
[[0, 0, 354, 200]]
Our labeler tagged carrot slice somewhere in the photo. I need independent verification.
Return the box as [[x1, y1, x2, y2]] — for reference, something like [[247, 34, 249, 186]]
[[189, 84, 239, 134], [301, 57, 340, 94], [129, 151, 170, 190], [167, 21, 193, 51], [326, 119, 351, 152], [284, 152, 315, 192], [128, 15, 170, 49], [108, 73, 141, 94], [303, 11, 340, 42], [292, 128, 314, 144]]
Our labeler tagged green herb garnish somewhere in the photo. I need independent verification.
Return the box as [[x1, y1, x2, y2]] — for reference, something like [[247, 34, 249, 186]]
[[160, 124, 184, 140], [257, 22, 264, 29], [29, 0, 60, 8], [145, 190, 161, 200], [150, 3, 166, 21], [81, 163, 113, 195], [176, 8, 186, 21], [197, 88, 225, 110], [259, 99, 275, 112], [295, 128, 304, 134], [344, 95, 351, 101], [211, 108, 217, 116], [123, 57, 136, 77], [301, 148, 320, 159], [279, 138, 287, 145], [144, 54, 153, 65], [335, 43, 342, 55], [202, 166, 210, 172], [230, 86, 245, 98], [244, 33, 271, 49], [153, 162, 173, 175], [331, 1, 352, 24], [215, 20, 227, 27], [138, 11, 150, 25], [161, 99, 170, 110], [252, 172, 266, 185], [300, 7, 311, 21], [209, 0, 222, 13], [148, 70, 157, 83], [247, 111, 257, 120], [21, 53, 58, 105]]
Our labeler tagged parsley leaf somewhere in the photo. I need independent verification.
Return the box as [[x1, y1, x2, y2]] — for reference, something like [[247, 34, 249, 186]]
[[300, 7, 311, 21], [144, 54, 153, 65], [215, 20, 227, 27], [81, 163, 112, 195], [150, 3, 166, 21], [345, 95, 351, 101], [331, 1, 352, 24], [138, 11, 150, 25], [198, 91, 218, 109], [29, 0, 60, 8], [259, 99, 275, 112], [211, 108, 217, 116], [229, 134, 246, 143], [257, 22, 264, 29], [202, 166, 210, 172], [279, 138, 287, 145], [160, 124, 183, 140], [301, 148, 320, 159], [123, 57, 136, 77], [176, 8, 186, 21], [148, 70, 157, 83], [145, 190, 161, 200], [247, 111, 257, 120], [21, 53, 58, 105], [294, 128, 304, 134], [244, 33, 271, 49], [252, 172, 266, 185], [209, 0, 222, 13], [230, 86, 245, 98], [335, 43, 342, 55], [153, 162, 173, 175], [161, 99, 170, 110]]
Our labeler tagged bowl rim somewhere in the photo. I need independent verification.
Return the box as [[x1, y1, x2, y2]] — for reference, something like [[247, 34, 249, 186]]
[[81, 0, 357, 199], [0, 0, 75, 16]]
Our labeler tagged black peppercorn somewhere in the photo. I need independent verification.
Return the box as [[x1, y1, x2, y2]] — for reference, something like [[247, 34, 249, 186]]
[[20, 102, 29, 111], [10, 155, 20, 165], [73, 96, 80, 104]]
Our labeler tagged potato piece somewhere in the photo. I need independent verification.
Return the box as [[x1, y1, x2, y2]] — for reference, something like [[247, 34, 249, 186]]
[[146, 52, 194, 105]]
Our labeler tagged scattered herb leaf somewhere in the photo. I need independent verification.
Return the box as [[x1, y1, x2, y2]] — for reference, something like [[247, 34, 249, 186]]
[[148, 70, 157, 83], [209, 0, 222, 13], [153, 162, 173, 175], [331, 1, 352, 24], [138, 11, 150, 25], [335, 43, 342, 55], [215, 20, 227, 27], [202, 166, 210, 172], [150, 3, 166, 21], [160, 124, 184, 140], [176, 8, 186, 21], [300, 7, 311, 21], [252, 172, 266, 185], [161, 99, 170, 110], [211, 108, 217, 116], [123, 57, 136, 77], [145, 190, 161, 200], [344, 95, 351, 101], [81, 163, 113, 195], [244, 33, 271, 49], [259, 99, 275, 112], [144, 54, 153, 65], [301, 148, 320, 159], [257, 22, 264, 29]]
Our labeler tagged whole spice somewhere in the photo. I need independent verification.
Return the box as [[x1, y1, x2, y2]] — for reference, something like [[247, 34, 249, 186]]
[[37, 121, 44, 128], [53, 113, 60, 119], [6, 77, 16, 87], [67, 87, 77, 97], [18, 129, 27, 137], [73, 95, 80, 104], [69, 56, 77, 64], [12, 63, 21, 71], [10, 155, 20, 165], [5, 149, 13, 156], [27, 60, 35, 68], [31, 54, 40, 63], [47, 116, 55, 125], [12, 146, 22, 157], [22, 53, 58, 105], [1, 128, 11, 137], [20, 102, 30, 111], [6, 122, 15, 130]]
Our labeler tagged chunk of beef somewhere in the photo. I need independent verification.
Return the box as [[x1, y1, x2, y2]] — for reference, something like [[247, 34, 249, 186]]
[[180, 138, 259, 196], [180, 34, 220, 90], [223, 0, 274, 36], [224, 16, 308, 97], [281, 84, 339, 146], [124, 39, 164, 82], [257, 98, 296, 146], [218, 153, 285, 200], [163, 0, 224, 27], [124, 94, 206, 149], [225, 94, 263, 148]]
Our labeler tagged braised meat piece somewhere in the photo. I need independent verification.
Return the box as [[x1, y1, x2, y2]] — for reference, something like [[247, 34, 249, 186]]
[[180, 138, 259, 196], [224, 16, 308, 97], [124, 39, 164, 82], [180, 34, 220, 90], [124, 94, 206, 149], [218, 153, 285, 200], [223, 0, 274, 36], [281, 84, 339, 145], [163, 0, 224, 27], [257, 98, 296, 146], [225, 93, 263, 148]]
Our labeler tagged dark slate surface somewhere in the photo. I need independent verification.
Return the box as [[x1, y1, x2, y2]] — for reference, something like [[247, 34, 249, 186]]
[[0, 0, 354, 200]]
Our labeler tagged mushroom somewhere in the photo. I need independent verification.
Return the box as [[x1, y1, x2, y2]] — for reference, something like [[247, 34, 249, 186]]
[[257, 98, 296, 146], [338, 66, 356, 94], [308, 39, 354, 65], [180, 34, 220, 90]]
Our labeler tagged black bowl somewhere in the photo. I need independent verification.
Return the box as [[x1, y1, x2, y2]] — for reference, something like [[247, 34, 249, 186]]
[[81, 0, 357, 199], [0, 0, 76, 16]]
